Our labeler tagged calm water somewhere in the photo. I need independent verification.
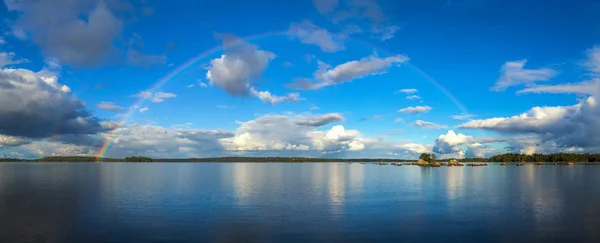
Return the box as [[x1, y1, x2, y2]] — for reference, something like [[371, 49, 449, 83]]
[[1, 162, 599, 243]]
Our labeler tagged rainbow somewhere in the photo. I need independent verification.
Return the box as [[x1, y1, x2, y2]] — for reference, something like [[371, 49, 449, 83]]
[[95, 31, 468, 160]]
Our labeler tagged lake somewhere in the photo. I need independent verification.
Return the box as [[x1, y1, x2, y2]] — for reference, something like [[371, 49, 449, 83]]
[[1, 162, 599, 243]]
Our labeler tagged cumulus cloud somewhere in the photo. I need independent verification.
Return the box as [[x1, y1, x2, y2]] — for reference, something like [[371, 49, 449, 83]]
[[97, 102, 124, 112], [0, 52, 28, 68], [459, 97, 600, 150], [288, 20, 345, 52], [398, 105, 431, 114], [0, 68, 114, 138], [397, 88, 417, 94], [205, 34, 298, 104], [221, 113, 358, 152], [413, 120, 447, 129], [490, 60, 558, 91], [6, 0, 124, 66], [287, 54, 409, 90], [106, 125, 233, 158], [0, 135, 31, 147], [206, 34, 275, 96], [466, 46, 600, 153], [465, 143, 486, 158], [14, 124, 234, 158], [1, 110, 433, 159], [433, 130, 473, 154]]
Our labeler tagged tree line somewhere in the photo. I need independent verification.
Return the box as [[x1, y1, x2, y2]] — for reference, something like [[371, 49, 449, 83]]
[[1, 153, 600, 162], [486, 153, 600, 162]]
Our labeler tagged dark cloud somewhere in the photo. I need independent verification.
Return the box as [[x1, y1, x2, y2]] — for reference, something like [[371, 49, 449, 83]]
[[0, 69, 115, 139]]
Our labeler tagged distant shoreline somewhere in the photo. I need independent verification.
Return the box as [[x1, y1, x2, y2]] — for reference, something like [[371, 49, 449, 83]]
[[2, 153, 600, 163]]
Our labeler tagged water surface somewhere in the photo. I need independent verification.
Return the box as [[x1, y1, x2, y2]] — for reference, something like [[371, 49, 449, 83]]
[[1, 162, 599, 242]]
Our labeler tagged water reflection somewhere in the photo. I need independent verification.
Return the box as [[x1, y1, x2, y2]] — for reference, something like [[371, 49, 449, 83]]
[[1, 163, 600, 242]]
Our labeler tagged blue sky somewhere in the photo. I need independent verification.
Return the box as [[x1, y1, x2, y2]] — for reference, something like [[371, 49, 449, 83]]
[[1, 0, 600, 159]]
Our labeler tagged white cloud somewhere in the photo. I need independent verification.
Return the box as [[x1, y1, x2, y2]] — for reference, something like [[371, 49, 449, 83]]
[[288, 20, 345, 52], [0, 135, 31, 147], [205, 34, 297, 104], [517, 46, 600, 95], [250, 89, 302, 105], [399, 143, 430, 154], [398, 105, 431, 114], [132, 91, 177, 103], [406, 95, 421, 100], [151, 92, 177, 103], [397, 88, 417, 94], [139, 107, 149, 112], [465, 143, 486, 158], [0, 37, 5, 45], [451, 113, 476, 120], [413, 120, 447, 129], [97, 102, 124, 112], [187, 84, 195, 88], [206, 34, 275, 96], [199, 82, 208, 88], [517, 78, 600, 95], [394, 118, 403, 122], [459, 97, 600, 150], [491, 59, 558, 91], [288, 54, 409, 90], [1, 110, 433, 159], [0, 52, 28, 68], [221, 113, 355, 152], [433, 130, 473, 154], [584, 46, 600, 74], [310, 105, 320, 111]]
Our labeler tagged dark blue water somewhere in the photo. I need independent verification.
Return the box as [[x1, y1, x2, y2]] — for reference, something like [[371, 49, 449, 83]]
[[1, 162, 599, 243]]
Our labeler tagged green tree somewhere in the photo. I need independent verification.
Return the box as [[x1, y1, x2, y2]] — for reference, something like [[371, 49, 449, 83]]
[[419, 153, 436, 163]]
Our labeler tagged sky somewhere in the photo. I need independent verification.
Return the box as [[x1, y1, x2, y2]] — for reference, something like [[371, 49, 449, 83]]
[[1, 0, 600, 159]]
